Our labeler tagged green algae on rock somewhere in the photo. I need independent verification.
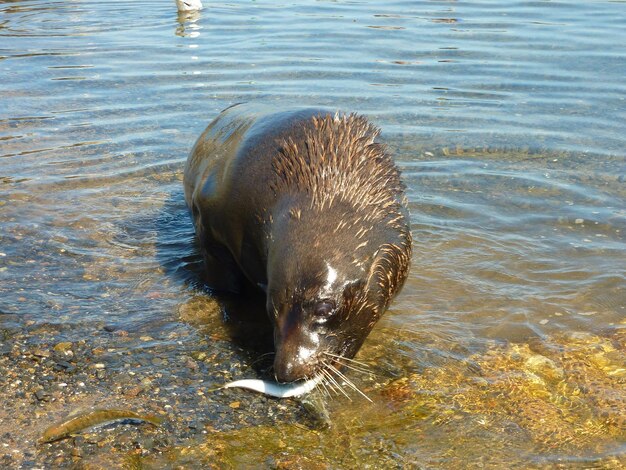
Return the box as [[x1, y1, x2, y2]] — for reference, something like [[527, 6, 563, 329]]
[[40, 408, 164, 444]]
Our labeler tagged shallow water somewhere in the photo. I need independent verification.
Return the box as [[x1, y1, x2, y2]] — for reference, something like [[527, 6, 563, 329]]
[[1, 0, 625, 468]]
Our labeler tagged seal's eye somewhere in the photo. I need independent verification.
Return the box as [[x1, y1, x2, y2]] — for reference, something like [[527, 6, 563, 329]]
[[313, 300, 335, 321]]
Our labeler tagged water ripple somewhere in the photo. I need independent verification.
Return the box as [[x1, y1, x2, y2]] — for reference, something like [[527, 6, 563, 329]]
[[0, 1, 624, 464]]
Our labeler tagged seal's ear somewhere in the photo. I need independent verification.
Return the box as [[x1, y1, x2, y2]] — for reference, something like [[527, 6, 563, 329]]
[[366, 243, 411, 315]]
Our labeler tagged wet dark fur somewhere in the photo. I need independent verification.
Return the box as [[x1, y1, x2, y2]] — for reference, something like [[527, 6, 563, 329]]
[[184, 103, 411, 382]]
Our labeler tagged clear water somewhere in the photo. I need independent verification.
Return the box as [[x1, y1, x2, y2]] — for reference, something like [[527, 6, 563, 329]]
[[1, 0, 625, 467]]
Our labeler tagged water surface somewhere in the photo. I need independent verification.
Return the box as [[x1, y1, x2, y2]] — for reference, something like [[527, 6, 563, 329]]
[[1, 0, 625, 468]]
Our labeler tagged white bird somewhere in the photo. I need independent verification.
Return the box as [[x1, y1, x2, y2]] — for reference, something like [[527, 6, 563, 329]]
[[176, 0, 203, 11]]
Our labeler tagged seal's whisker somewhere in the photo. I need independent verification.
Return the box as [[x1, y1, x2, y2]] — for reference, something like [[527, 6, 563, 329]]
[[318, 369, 337, 398], [308, 373, 322, 396], [327, 363, 372, 403], [249, 351, 276, 367], [339, 362, 372, 375], [319, 382, 332, 399], [331, 368, 371, 403], [327, 357, 372, 375], [322, 368, 351, 400], [325, 364, 355, 396], [322, 352, 374, 376], [320, 373, 337, 398], [314, 375, 331, 399], [322, 352, 371, 369], [320, 369, 342, 397]]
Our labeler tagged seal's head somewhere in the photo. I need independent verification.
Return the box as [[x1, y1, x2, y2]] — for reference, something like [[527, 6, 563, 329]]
[[266, 113, 412, 383]]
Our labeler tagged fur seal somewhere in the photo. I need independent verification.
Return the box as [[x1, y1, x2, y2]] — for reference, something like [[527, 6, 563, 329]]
[[184, 103, 412, 383]]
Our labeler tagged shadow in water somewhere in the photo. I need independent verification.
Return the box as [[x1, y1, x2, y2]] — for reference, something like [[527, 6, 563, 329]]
[[152, 186, 275, 372]]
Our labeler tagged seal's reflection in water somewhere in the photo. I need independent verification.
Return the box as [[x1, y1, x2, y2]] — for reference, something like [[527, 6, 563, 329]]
[[176, 9, 202, 38]]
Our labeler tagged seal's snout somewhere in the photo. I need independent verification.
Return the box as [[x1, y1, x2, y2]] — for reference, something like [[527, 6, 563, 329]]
[[273, 354, 308, 383], [273, 342, 317, 383], [273, 312, 321, 382]]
